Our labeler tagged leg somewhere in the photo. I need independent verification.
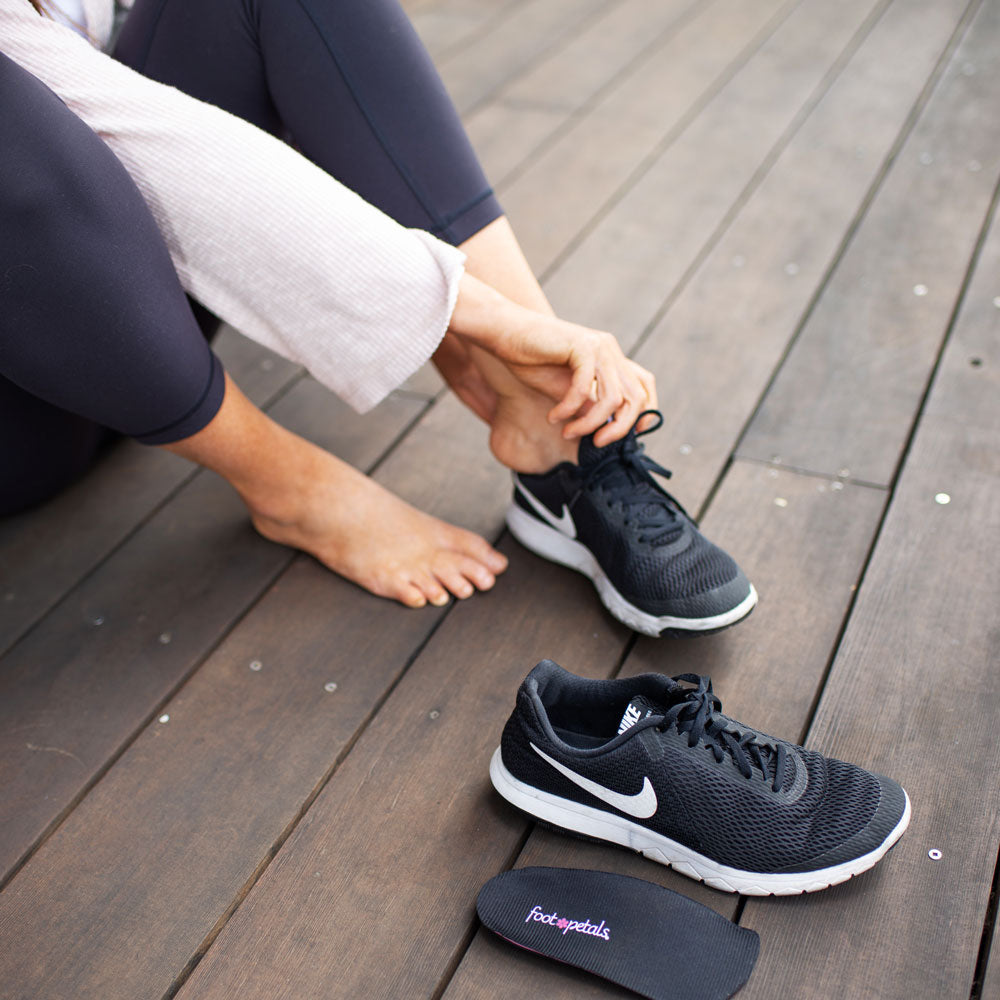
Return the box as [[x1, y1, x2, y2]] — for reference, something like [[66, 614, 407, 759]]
[[115, 0, 594, 473], [0, 376, 110, 516], [0, 52, 224, 510], [0, 53, 505, 604], [164, 374, 506, 606]]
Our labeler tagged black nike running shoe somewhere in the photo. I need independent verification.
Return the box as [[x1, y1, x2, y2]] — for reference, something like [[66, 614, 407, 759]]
[[491, 660, 911, 896], [506, 412, 756, 636]]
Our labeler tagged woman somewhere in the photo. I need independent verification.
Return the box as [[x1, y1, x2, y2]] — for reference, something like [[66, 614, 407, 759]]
[[0, 0, 755, 634]]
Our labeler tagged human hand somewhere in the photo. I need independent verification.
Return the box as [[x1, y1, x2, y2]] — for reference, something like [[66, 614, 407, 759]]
[[448, 274, 657, 446]]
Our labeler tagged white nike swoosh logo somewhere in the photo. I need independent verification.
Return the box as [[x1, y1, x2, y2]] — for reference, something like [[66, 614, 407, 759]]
[[531, 743, 658, 819], [514, 478, 576, 538]]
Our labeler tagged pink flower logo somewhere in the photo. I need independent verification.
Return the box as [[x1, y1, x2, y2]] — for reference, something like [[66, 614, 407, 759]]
[[557, 919, 569, 929]]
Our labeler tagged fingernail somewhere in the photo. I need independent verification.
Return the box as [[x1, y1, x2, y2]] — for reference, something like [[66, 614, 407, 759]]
[[431, 593, 450, 607]]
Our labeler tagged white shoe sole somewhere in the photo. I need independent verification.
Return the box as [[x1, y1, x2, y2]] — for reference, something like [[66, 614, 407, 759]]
[[506, 503, 757, 636], [490, 747, 911, 896]]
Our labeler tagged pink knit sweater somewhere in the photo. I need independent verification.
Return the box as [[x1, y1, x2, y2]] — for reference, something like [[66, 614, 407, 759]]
[[0, 0, 466, 412]]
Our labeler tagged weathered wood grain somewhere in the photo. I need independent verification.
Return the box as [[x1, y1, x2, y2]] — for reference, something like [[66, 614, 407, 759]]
[[461, 0, 713, 190], [0, 555, 457, 1000], [626, 0, 971, 507], [0, 378, 426, 884], [738, 0, 1000, 485], [435, 0, 611, 115], [501, 0, 794, 275], [540, 0, 887, 337], [736, 127, 1000, 1000], [147, 546, 626, 1000], [444, 461, 888, 997]]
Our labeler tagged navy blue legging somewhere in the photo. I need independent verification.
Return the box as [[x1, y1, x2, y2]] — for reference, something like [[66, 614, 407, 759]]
[[0, 0, 501, 515]]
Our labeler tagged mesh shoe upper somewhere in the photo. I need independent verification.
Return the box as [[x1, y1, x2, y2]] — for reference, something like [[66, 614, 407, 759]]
[[499, 660, 907, 875], [514, 415, 750, 618]]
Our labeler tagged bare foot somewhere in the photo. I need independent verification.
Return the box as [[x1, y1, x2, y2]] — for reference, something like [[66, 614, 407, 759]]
[[243, 447, 508, 608]]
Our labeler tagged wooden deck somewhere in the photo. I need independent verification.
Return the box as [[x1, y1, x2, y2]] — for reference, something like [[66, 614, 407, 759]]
[[1, 0, 998, 996]]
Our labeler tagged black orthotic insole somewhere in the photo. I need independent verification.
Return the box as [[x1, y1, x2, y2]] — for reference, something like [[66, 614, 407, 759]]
[[477, 867, 759, 999]]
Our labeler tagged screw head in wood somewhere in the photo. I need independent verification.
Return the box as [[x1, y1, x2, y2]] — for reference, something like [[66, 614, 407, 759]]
[[324, 682, 338, 693], [928, 849, 942, 861], [249, 660, 262, 671], [934, 493, 951, 505], [158, 714, 170, 724]]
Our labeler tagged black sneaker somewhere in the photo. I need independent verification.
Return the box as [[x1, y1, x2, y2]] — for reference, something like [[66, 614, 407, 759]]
[[491, 660, 911, 896], [506, 412, 756, 636]]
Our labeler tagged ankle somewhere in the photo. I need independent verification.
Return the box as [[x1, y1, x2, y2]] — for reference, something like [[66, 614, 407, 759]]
[[489, 417, 578, 474]]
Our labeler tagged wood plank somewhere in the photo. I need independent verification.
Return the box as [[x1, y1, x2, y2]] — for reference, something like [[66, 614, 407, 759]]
[[736, 125, 1000, 1000], [980, 893, 1000, 1000], [0, 377, 426, 884], [444, 461, 889, 996], [167, 545, 628, 1000], [624, 0, 972, 506], [463, 100, 566, 188], [434, 0, 611, 115], [498, 0, 701, 113], [460, 0, 711, 189], [0, 330, 298, 656], [0, 391, 515, 999], [499, 0, 794, 273], [737, 0, 1000, 485], [0, 557, 456, 1000], [540, 0, 886, 335]]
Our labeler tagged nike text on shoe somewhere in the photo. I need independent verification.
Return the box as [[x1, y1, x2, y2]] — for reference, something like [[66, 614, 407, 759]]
[[491, 660, 911, 896], [506, 411, 756, 636]]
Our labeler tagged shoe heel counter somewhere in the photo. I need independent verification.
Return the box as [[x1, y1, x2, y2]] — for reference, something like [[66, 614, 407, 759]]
[[499, 688, 544, 781]]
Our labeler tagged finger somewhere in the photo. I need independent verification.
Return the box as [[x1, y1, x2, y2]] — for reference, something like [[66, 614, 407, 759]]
[[547, 356, 596, 424], [630, 363, 658, 422], [594, 392, 641, 447], [562, 374, 623, 439]]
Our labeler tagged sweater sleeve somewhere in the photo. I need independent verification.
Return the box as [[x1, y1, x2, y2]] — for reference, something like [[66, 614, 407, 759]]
[[0, 0, 465, 412]]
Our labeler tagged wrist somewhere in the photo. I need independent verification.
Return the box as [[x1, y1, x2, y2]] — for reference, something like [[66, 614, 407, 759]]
[[448, 273, 530, 355]]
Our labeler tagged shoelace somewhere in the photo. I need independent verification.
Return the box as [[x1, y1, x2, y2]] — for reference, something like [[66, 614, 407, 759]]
[[575, 411, 691, 546], [655, 674, 788, 793]]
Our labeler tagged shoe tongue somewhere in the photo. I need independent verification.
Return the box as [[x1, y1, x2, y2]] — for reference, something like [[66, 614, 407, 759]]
[[616, 694, 660, 736], [576, 429, 625, 468], [579, 429, 682, 546]]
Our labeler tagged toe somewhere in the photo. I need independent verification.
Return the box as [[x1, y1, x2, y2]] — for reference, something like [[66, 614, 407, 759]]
[[455, 556, 496, 592], [457, 531, 508, 573], [414, 572, 450, 606], [436, 566, 476, 600], [395, 581, 428, 608]]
